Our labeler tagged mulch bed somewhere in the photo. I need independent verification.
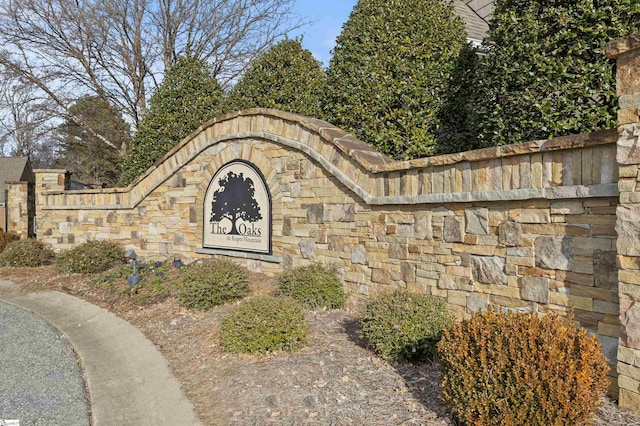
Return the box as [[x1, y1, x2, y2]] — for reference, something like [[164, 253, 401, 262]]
[[1, 266, 640, 425]]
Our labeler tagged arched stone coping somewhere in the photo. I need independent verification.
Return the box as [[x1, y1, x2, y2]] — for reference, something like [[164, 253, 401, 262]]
[[38, 109, 619, 210]]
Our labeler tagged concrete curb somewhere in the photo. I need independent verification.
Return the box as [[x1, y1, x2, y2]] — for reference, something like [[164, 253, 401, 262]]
[[0, 283, 202, 426]]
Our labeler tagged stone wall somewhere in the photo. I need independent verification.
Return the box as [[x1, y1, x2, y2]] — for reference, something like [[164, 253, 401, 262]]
[[607, 33, 640, 411], [30, 32, 640, 412]]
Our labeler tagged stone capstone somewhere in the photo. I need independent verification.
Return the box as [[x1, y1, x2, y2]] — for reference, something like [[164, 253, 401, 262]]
[[465, 208, 489, 235], [498, 221, 521, 247], [471, 255, 507, 284], [520, 276, 549, 304], [535, 236, 572, 271]]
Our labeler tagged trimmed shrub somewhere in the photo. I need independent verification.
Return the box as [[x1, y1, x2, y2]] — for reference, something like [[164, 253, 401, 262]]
[[277, 264, 346, 309], [438, 309, 610, 425], [0, 239, 55, 267], [174, 259, 249, 311], [360, 290, 451, 362], [471, 0, 640, 147], [219, 296, 309, 354], [322, 0, 467, 160], [0, 231, 20, 253], [223, 38, 325, 118], [118, 55, 223, 186], [55, 240, 125, 274]]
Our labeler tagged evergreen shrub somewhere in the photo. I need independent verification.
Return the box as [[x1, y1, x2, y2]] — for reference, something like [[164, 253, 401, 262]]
[[0, 231, 20, 253], [277, 264, 346, 309], [360, 290, 451, 362], [55, 240, 125, 273], [438, 309, 610, 425], [0, 239, 55, 267], [174, 259, 249, 311], [219, 296, 309, 354]]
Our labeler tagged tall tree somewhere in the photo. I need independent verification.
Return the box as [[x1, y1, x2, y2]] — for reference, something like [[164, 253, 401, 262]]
[[0, 0, 304, 153], [223, 38, 325, 118], [322, 0, 467, 160], [118, 55, 223, 186], [55, 96, 131, 187], [471, 0, 640, 147]]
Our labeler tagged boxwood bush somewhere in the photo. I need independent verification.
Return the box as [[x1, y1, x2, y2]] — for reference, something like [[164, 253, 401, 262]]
[[55, 240, 125, 274], [173, 259, 249, 311], [438, 309, 609, 425], [277, 264, 346, 309], [360, 290, 451, 362], [0, 239, 55, 267], [219, 296, 309, 354]]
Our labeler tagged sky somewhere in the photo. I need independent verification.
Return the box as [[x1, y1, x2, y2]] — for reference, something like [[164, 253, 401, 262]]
[[289, 0, 359, 67]]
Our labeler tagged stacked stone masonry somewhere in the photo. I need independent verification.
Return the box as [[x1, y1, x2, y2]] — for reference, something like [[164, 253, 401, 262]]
[[607, 33, 640, 411], [28, 32, 640, 412]]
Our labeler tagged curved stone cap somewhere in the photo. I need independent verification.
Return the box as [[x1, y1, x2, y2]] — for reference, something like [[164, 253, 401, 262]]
[[38, 108, 618, 209], [605, 32, 640, 59]]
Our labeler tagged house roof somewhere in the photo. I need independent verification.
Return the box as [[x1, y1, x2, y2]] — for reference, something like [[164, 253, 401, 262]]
[[0, 157, 34, 204], [455, 0, 491, 44]]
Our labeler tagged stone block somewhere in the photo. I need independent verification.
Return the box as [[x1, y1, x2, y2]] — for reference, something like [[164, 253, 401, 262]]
[[306, 204, 325, 224], [389, 243, 409, 260], [401, 262, 416, 283], [535, 236, 572, 271], [593, 250, 618, 290], [520, 276, 549, 304], [299, 240, 316, 259], [467, 295, 489, 313], [414, 211, 433, 240], [282, 217, 292, 236], [471, 255, 507, 284], [465, 208, 489, 235], [498, 222, 521, 247], [619, 389, 640, 414], [513, 209, 550, 224], [331, 204, 355, 222], [621, 299, 640, 350], [372, 268, 391, 285], [444, 216, 464, 243], [550, 200, 585, 215], [351, 247, 366, 265]]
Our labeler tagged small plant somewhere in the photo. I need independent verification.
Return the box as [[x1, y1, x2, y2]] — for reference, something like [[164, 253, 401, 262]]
[[219, 296, 309, 354], [437, 309, 610, 425], [173, 259, 249, 310], [55, 240, 125, 274], [360, 290, 451, 363], [0, 239, 55, 267], [0, 230, 20, 253], [277, 264, 346, 309]]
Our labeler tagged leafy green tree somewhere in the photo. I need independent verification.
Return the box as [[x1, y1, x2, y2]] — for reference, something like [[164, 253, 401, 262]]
[[119, 56, 223, 186], [55, 96, 131, 187], [322, 0, 467, 160], [223, 39, 325, 117], [471, 0, 640, 147]]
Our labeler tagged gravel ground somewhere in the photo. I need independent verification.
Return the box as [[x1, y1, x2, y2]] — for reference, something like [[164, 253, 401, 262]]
[[0, 302, 90, 426]]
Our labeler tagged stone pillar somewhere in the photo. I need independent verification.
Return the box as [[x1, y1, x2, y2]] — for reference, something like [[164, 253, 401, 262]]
[[606, 33, 640, 412], [34, 169, 70, 238], [5, 181, 32, 238]]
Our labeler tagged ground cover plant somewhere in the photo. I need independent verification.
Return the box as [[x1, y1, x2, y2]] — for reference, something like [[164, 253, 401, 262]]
[[0, 239, 55, 267], [55, 240, 125, 274], [438, 309, 610, 425], [172, 258, 249, 310], [277, 264, 346, 309], [360, 290, 451, 362], [219, 296, 309, 354]]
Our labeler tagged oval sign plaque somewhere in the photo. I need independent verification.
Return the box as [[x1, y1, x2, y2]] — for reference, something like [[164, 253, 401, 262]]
[[203, 160, 271, 254]]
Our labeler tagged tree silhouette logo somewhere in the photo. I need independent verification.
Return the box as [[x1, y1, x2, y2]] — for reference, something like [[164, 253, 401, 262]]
[[202, 160, 272, 255], [210, 171, 262, 235]]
